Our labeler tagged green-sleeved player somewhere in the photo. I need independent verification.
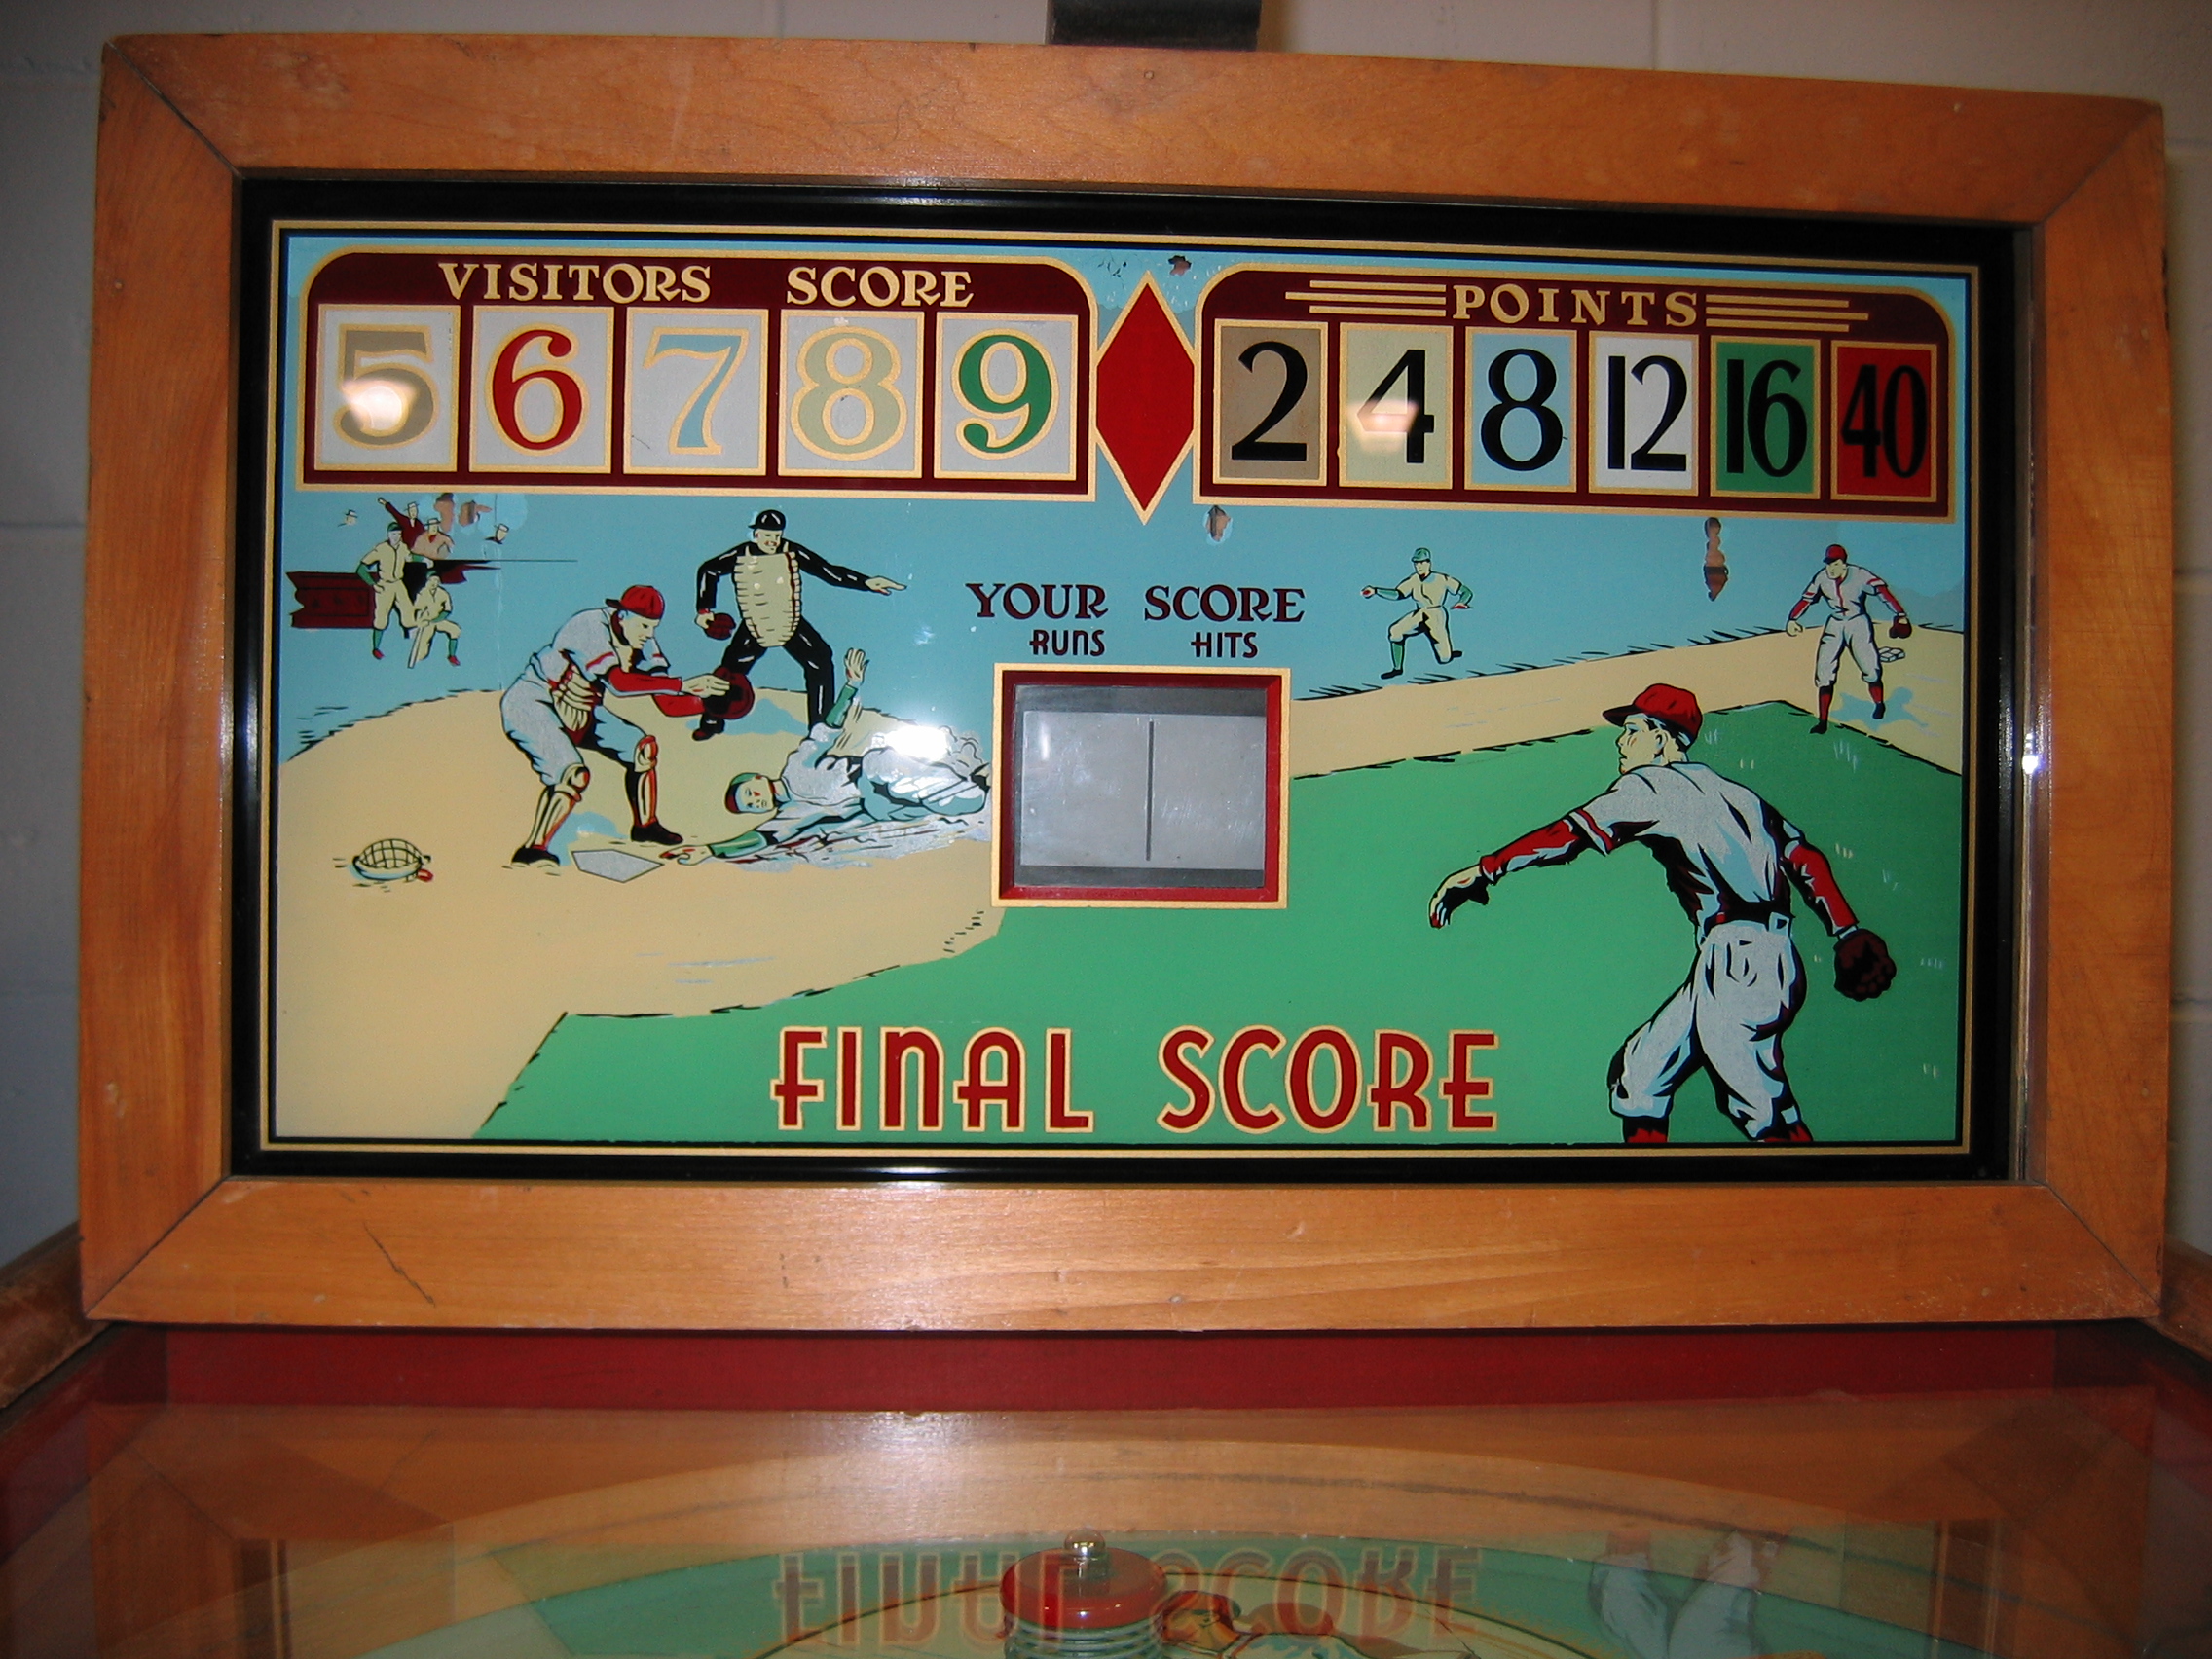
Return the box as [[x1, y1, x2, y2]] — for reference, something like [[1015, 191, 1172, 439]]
[[1361, 546, 1468, 679]]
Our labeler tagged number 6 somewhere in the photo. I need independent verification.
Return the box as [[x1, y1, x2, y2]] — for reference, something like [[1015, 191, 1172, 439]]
[[489, 327, 586, 452]]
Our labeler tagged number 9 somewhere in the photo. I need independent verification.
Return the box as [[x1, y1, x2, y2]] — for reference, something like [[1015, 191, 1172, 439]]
[[955, 333, 1054, 456]]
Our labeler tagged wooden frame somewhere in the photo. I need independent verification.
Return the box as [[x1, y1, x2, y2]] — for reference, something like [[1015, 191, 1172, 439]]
[[81, 35, 2171, 1328]]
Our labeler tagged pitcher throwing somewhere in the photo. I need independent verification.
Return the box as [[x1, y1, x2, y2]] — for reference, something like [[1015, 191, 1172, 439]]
[[1427, 683, 1896, 1144]]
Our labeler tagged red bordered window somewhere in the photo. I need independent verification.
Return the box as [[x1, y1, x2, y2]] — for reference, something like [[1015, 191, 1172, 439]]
[[994, 665, 1287, 906]]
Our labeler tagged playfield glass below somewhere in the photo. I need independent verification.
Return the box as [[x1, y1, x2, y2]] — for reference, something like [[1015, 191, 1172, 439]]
[[5, 1325, 2208, 1659]]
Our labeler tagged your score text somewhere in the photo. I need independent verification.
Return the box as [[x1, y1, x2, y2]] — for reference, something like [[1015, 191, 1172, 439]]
[[301, 248, 1092, 496], [1198, 268, 1953, 518], [964, 580, 1310, 659]]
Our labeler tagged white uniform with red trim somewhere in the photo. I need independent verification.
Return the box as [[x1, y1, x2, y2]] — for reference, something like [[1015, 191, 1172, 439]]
[[1486, 758, 1863, 1136], [500, 605, 672, 787], [1797, 561, 1898, 691]]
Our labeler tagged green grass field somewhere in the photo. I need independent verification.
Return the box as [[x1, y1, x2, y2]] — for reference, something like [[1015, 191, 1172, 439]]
[[480, 702, 1964, 1149]]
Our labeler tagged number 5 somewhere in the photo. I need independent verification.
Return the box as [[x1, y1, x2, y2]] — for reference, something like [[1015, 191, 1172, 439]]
[[335, 324, 435, 447]]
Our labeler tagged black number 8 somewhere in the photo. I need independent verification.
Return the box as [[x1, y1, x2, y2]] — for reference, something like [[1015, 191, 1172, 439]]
[[1479, 348, 1564, 473]]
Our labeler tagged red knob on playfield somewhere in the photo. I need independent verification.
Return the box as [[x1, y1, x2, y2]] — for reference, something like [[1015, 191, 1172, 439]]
[[1002, 1535, 1166, 1659]]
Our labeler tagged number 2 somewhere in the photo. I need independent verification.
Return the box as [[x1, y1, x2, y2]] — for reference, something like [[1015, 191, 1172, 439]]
[[1230, 340, 1309, 461]]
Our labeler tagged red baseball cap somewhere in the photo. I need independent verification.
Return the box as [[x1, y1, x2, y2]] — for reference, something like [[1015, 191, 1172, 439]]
[[1603, 683, 1703, 747], [1825, 542, 1849, 561], [608, 584, 665, 619]]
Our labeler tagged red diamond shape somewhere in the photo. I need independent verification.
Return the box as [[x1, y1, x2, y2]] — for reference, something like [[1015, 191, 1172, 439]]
[[1095, 276, 1196, 520]]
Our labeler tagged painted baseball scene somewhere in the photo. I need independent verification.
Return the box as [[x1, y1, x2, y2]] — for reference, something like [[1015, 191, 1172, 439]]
[[261, 225, 1977, 1157]]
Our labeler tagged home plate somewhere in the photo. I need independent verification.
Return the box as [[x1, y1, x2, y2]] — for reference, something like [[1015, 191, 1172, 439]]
[[571, 847, 662, 882]]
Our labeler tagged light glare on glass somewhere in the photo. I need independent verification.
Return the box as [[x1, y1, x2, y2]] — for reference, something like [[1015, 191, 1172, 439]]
[[340, 376, 413, 436]]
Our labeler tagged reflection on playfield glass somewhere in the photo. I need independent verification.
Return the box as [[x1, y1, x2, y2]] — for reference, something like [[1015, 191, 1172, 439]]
[[12, 1327, 2208, 1658]]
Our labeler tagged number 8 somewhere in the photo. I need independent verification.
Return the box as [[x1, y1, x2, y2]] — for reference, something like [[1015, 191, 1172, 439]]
[[792, 327, 907, 460]]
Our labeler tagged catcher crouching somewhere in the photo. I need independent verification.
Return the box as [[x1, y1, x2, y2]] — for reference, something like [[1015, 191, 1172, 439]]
[[500, 585, 729, 866], [1427, 682, 1896, 1145]]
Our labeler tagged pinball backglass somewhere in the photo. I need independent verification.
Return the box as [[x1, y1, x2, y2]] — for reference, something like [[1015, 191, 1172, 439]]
[[242, 185, 2010, 1178], [78, 36, 2169, 1330]]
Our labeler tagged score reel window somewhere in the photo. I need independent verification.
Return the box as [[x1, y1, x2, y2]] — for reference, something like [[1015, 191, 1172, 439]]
[[995, 667, 1287, 906]]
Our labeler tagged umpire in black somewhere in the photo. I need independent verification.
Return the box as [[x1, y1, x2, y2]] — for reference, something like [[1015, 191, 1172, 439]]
[[691, 509, 904, 739]]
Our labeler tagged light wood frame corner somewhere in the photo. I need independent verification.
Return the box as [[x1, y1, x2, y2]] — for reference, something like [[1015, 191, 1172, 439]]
[[81, 35, 2171, 1329]]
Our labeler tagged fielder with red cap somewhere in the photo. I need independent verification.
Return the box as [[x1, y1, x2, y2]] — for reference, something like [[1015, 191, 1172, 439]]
[[498, 585, 728, 866], [1786, 541, 1911, 733], [1427, 683, 1896, 1144]]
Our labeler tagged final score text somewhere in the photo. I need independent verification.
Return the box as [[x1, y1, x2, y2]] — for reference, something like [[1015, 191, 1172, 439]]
[[772, 1025, 1497, 1135]]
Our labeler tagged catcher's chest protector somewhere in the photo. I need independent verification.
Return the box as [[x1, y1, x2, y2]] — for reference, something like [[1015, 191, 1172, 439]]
[[729, 549, 800, 647]]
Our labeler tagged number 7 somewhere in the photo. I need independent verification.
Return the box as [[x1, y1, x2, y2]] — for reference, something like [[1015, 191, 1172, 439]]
[[645, 329, 750, 454]]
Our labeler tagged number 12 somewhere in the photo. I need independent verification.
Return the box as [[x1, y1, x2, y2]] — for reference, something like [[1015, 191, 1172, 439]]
[[1591, 335, 1698, 494]]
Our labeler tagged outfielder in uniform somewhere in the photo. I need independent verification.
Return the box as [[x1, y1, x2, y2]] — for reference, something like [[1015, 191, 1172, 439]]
[[405, 566, 461, 668], [1428, 683, 1896, 1144], [676, 648, 988, 859], [691, 508, 904, 739], [500, 585, 728, 866], [1787, 541, 1912, 733], [1363, 547, 1468, 678], [354, 529, 417, 660]]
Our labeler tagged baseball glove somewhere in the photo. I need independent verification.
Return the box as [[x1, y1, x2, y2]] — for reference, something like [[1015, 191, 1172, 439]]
[[1429, 869, 1494, 928], [1834, 929, 1897, 1001], [704, 611, 738, 641], [1889, 618, 1913, 639]]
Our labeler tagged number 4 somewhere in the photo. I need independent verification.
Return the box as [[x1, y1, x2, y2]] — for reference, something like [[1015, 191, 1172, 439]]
[[1360, 348, 1434, 464]]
